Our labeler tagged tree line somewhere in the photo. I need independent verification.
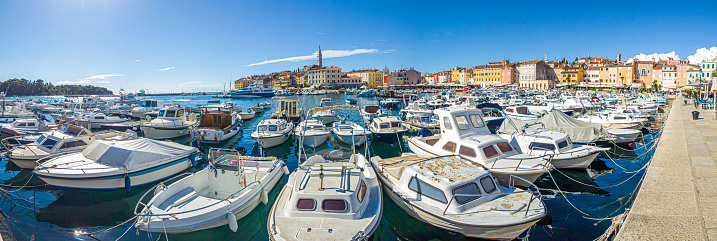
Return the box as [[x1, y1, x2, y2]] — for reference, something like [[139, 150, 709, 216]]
[[0, 78, 113, 96]]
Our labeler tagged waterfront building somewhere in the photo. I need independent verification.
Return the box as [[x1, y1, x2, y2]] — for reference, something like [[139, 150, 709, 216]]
[[234, 77, 254, 89], [675, 63, 701, 86], [634, 61, 656, 86], [584, 66, 600, 84], [501, 62, 516, 85], [347, 69, 383, 88], [306, 66, 343, 87], [661, 65, 677, 89], [469, 64, 502, 87], [561, 66, 584, 84], [617, 63, 635, 86], [451, 67, 467, 84], [699, 59, 716, 81], [517, 60, 552, 90]]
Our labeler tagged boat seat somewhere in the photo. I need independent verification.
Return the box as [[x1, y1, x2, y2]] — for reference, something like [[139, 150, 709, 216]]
[[157, 187, 197, 210]]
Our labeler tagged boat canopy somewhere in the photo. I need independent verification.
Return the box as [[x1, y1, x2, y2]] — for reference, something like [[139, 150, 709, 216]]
[[497, 110, 615, 143], [81, 139, 195, 170]]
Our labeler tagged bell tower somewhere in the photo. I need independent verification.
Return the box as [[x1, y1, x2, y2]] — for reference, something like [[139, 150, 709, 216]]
[[317, 46, 323, 67]]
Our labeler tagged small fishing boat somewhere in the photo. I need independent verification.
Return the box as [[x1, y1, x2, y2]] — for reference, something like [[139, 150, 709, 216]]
[[498, 127, 607, 169], [259, 101, 272, 109], [6, 124, 138, 169], [294, 119, 330, 148], [140, 103, 199, 139], [360, 103, 382, 122], [237, 107, 256, 120], [251, 119, 293, 148], [320, 98, 333, 106], [268, 153, 382, 240], [34, 138, 199, 191], [369, 116, 408, 144], [270, 97, 303, 125], [331, 118, 370, 147], [190, 105, 242, 143], [379, 98, 401, 108], [135, 148, 288, 233], [370, 155, 546, 240], [207, 100, 221, 104], [131, 99, 161, 118], [0, 119, 49, 136], [77, 113, 131, 129], [345, 98, 357, 105]]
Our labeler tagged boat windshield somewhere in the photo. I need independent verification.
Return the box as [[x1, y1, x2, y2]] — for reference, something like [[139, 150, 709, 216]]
[[258, 125, 267, 131], [159, 110, 176, 118], [140, 101, 155, 107], [41, 137, 59, 149], [35, 135, 47, 145]]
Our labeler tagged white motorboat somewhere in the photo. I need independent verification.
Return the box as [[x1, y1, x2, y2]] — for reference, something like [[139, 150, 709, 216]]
[[294, 119, 330, 148], [34, 138, 199, 191], [310, 109, 336, 125], [268, 153, 382, 240], [606, 128, 641, 145], [379, 98, 401, 108], [131, 99, 161, 118], [0, 119, 49, 136], [369, 116, 408, 144], [360, 103, 382, 122], [6, 124, 138, 169], [499, 128, 606, 169], [190, 105, 242, 144], [370, 155, 546, 240], [320, 98, 333, 106], [141, 103, 199, 139], [503, 106, 541, 120], [237, 107, 256, 120], [270, 97, 303, 125], [406, 106, 553, 185], [229, 84, 275, 98], [259, 101, 272, 109], [576, 112, 647, 129], [332, 119, 370, 147], [135, 148, 288, 233], [251, 119, 293, 148], [77, 113, 131, 129]]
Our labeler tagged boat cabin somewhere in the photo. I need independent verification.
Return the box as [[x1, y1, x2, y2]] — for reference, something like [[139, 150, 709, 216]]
[[139, 99, 159, 108], [34, 124, 91, 151], [257, 119, 290, 133], [271, 97, 303, 124], [197, 106, 234, 129], [376, 155, 503, 213], [286, 155, 370, 218], [502, 130, 573, 156], [370, 116, 403, 132]]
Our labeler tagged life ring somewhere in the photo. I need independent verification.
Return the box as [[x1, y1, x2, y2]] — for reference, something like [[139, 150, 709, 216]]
[[591, 96, 599, 102]]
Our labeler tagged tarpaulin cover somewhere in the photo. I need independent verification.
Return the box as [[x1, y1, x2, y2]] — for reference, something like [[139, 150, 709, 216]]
[[498, 110, 614, 143], [81, 138, 195, 170]]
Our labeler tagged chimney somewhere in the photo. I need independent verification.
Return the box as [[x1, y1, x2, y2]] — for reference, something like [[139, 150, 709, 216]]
[[617, 54, 621, 63]]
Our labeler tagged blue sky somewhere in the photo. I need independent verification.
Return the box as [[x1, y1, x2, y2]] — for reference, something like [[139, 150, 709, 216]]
[[1, 0, 716, 94]]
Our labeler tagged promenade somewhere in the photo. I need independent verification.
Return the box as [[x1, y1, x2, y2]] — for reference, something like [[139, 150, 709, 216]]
[[617, 95, 716, 240]]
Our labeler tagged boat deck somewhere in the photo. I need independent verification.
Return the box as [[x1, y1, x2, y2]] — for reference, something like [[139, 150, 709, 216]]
[[617, 96, 714, 240]]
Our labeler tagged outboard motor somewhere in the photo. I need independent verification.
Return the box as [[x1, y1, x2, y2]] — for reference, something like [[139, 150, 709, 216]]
[[418, 128, 434, 137], [235, 146, 247, 156]]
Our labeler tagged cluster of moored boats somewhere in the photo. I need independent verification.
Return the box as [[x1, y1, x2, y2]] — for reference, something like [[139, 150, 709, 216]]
[[0, 88, 669, 240]]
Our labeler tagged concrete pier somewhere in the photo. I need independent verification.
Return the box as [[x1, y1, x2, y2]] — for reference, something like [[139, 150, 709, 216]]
[[617, 96, 716, 240]]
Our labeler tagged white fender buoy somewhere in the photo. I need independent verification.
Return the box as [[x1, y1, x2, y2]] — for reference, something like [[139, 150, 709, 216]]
[[261, 190, 269, 204], [282, 166, 290, 175], [227, 212, 238, 232]]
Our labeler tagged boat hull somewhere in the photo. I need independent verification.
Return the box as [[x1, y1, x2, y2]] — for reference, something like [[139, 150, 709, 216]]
[[297, 133, 329, 148], [142, 126, 191, 139], [252, 134, 289, 148], [190, 127, 241, 144], [332, 133, 367, 146], [137, 165, 285, 233], [312, 116, 335, 125], [372, 131, 405, 144], [377, 174, 542, 240], [35, 157, 191, 190]]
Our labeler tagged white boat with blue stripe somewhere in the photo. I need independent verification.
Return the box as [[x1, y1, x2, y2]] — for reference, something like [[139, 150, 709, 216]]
[[33, 138, 200, 192]]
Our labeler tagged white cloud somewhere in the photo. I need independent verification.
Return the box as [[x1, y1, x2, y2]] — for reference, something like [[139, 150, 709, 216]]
[[134, 59, 141, 62], [687, 47, 717, 64], [158, 67, 175, 71], [57, 74, 123, 84], [627, 51, 680, 63], [246, 49, 381, 66], [315, 32, 325, 35], [178, 81, 201, 88], [96, 81, 111, 84]]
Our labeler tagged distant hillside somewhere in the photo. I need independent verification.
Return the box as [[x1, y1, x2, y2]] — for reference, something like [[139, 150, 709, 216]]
[[0, 78, 113, 96]]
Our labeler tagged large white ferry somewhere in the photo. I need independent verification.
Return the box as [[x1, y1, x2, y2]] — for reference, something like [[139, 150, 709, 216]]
[[229, 84, 274, 98]]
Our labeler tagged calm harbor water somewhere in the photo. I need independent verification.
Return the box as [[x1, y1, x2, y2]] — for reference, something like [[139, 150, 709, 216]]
[[0, 93, 660, 240]]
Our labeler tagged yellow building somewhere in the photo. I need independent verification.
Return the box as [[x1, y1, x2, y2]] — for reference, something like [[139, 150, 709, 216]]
[[451, 67, 466, 84], [560, 66, 584, 83], [234, 78, 254, 89], [617, 64, 634, 86], [469, 64, 502, 87], [347, 69, 383, 88]]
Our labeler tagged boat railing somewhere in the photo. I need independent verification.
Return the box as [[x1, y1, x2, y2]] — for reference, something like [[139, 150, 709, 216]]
[[134, 174, 263, 218], [440, 175, 543, 218]]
